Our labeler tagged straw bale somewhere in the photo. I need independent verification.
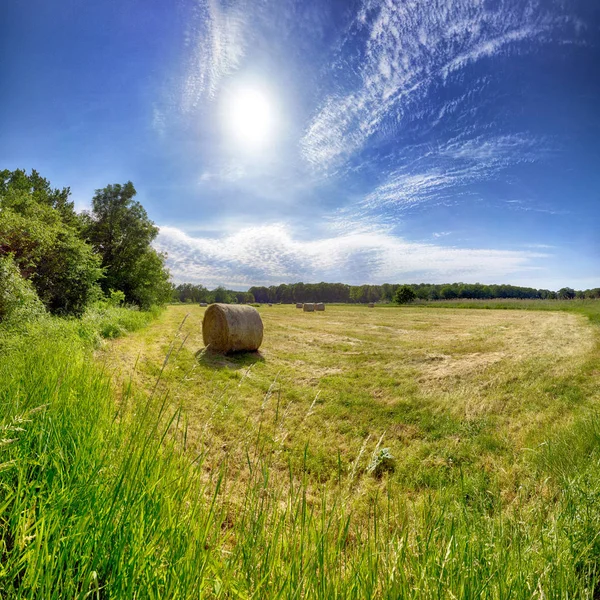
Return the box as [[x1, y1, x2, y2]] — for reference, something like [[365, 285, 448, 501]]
[[296, 303, 303, 309], [368, 302, 375, 308], [202, 303, 263, 353], [303, 303, 315, 312], [315, 302, 325, 311]]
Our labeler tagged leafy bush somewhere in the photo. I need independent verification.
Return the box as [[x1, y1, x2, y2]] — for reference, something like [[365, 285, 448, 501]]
[[108, 289, 126, 307], [0, 255, 45, 325]]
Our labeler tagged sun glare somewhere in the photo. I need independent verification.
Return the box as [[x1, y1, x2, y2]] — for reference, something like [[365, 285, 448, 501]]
[[224, 86, 276, 149]]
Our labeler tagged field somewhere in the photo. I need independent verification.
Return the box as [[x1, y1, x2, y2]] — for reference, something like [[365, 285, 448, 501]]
[[101, 304, 598, 501], [2, 301, 600, 598]]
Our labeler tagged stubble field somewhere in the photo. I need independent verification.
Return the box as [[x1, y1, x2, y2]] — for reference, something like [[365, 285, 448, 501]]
[[100, 303, 598, 508]]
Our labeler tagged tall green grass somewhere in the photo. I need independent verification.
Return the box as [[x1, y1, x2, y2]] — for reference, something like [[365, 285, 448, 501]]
[[0, 304, 600, 597]]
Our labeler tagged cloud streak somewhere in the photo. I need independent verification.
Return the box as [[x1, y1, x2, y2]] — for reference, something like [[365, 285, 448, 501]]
[[300, 0, 571, 170], [359, 133, 546, 212], [181, 0, 248, 112]]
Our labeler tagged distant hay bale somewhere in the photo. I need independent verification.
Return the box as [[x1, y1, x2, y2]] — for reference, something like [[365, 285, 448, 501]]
[[296, 303, 303, 309], [199, 302, 208, 307], [202, 303, 263, 353], [368, 302, 375, 308], [315, 302, 325, 311], [303, 303, 315, 312], [268, 303, 273, 307]]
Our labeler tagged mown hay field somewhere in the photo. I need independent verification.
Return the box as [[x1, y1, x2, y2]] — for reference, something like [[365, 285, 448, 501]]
[[100, 303, 598, 509]]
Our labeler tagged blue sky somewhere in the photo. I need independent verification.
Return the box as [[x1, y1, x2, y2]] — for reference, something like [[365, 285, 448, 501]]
[[1, 0, 599, 290]]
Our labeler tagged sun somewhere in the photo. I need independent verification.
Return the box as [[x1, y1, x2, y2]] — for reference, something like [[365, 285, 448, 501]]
[[223, 86, 276, 149]]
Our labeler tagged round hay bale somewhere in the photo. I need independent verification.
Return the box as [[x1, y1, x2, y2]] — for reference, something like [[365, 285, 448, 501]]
[[202, 303, 263, 353], [199, 302, 208, 307], [303, 303, 315, 312], [315, 302, 325, 311], [268, 303, 273, 307], [296, 303, 303, 309], [368, 302, 375, 308]]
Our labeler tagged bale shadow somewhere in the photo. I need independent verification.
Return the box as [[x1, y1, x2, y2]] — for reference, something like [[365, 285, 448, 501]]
[[195, 348, 265, 370]]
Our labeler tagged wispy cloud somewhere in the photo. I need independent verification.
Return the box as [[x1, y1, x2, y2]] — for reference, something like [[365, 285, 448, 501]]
[[181, 0, 248, 112], [341, 133, 548, 217], [156, 223, 547, 288], [300, 0, 573, 170]]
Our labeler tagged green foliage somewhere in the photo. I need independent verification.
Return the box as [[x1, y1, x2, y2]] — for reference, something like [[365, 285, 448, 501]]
[[83, 181, 171, 308], [0, 255, 45, 325], [559, 287, 576, 300], [107, 288, 126, 307], [395, 284, 417, 304], [194, 281, 577, 305], [212, 285, 232, 303], [0, 169, 102, 315], [0, 168, 81, 229]]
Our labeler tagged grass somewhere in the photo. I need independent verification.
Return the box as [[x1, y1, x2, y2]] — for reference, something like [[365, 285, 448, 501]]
[[0, 300, 599, 597], [101, 305, 598, 493]]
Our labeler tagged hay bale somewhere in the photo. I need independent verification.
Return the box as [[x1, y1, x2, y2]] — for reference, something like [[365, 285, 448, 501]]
[[199, 302, 208, 307], [368, 302, 375, 308], [296, 303, 303, 309], [268, 303, 273, 307], [303, 303, 315, 312], [202, 303, 263, 353], [315, 302, 325, 311]]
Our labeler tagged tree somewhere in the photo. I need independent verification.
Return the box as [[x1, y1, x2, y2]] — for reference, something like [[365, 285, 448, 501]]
[[558, 287, 576, 300], [0, 169, 102, 315], [212, 286, 232, 303], [395, 285, 416, 304], [83, 182, 171, 308]]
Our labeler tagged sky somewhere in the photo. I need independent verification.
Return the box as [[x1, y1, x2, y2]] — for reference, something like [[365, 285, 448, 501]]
[[1, 0, 599, 291]]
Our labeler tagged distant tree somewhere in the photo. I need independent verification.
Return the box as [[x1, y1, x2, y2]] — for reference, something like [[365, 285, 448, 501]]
[[82, 182, 171, 308], [395, 285, 416, 304], [212, 286, 232, 303], [439, 285, 458, 300], [585, 288, 600, 299], [558, 287, 576, 300], [248, 286, 269, 303]]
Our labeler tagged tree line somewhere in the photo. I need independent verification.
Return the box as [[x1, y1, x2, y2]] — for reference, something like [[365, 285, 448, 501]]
[[0, 169, 171, 319], [173, 281, 600, 305]]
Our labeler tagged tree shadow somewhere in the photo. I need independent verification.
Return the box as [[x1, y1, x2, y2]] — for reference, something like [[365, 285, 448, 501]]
[[195, 348, 265, 370]]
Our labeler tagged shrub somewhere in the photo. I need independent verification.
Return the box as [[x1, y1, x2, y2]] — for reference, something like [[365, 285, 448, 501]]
[[0, 255, 45, 325], [108, 289, 126, 307]]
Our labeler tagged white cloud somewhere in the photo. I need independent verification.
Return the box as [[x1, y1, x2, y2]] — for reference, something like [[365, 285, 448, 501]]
[[181, 0, 248, 112], [300, 0, 567, 170], [155, 223, 547, 288]]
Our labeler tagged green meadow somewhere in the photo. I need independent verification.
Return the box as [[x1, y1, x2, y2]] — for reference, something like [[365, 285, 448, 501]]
[[1, 300, 600, 598]]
